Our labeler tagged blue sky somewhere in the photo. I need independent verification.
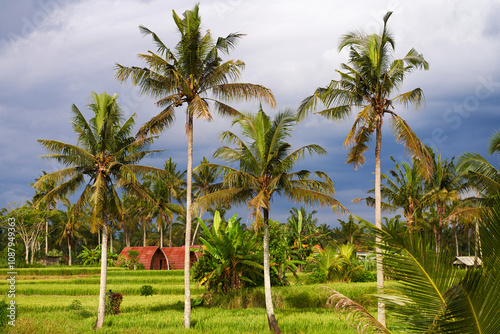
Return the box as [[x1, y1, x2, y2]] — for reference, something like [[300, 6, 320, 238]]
[[1, 0, 499, 227]]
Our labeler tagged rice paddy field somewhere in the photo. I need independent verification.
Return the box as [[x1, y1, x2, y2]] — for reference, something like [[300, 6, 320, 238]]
[[0, 267, 383, 333]]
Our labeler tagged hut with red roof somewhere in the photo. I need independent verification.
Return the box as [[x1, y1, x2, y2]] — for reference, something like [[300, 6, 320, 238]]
[[119, 246, 168, 270], [119, 246, 202, 270]]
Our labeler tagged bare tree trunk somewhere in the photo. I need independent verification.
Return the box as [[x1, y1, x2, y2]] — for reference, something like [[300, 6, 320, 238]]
[[184, 114, 193, 328], [437, 205, 444, 253], [263, 208, 282, 334], [68, 237, 72, 266], [192, 220, 200, 246], [94, 223, 108, 330], [467, 226, 471, 256], [109, 228, 113, 254], [125, 229, 130, 248], [160, 220, 164, 248], [45, 221, 49, 254], [474, 190, 482, 266], [143, 219, 147, 247], [375, 118, 385, 326], [30, 242, 35, 264], [169, 219, 173, 247]]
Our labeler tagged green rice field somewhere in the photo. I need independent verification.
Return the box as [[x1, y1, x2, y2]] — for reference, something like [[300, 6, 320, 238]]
[[0, 267, 383, 333]]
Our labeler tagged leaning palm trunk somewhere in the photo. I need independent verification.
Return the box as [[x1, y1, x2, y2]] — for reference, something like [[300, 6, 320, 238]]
[[184, 115, 194, 328], [94, 223, 108, 330], [375, 120, 386, 326], [263, 209, 282, 334]]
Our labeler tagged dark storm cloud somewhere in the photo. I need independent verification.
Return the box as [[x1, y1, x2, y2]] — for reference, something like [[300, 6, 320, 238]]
[[1, 0, 499, 228]]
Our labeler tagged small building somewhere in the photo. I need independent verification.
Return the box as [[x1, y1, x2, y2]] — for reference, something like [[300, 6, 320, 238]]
[[119, 246, 169, 270], [119, 246, 202, 270], [41, 256, 61, 266], [162, 246, 202, 270], [453, 256, 482, 267]]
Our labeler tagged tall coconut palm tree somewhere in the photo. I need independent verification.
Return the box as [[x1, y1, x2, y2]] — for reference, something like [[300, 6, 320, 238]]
[[114, 5, 275, 326], [297, 12, 431, 325], [195, 108, 344, 334], [33, 91, 165, 330]]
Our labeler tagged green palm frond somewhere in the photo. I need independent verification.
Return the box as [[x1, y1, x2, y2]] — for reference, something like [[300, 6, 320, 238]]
[[388, 113, 433, 179], [211, 83, 276, 107], [136, 104, 176, 137]]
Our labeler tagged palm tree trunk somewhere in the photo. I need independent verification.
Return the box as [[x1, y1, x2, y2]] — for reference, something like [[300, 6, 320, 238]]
[[125, 229, 130, 248], [474, 218, 482, 266], [474, 190, 482, 266], [467, 227, 471, 256], [184, 114, 193, 328], [437, 205, 444, 253], [94, 223, 108, 330], [169, 219, 173, 247], [374, 118, 386, 326], [109, 228, 113, 254], [454, 224, 459, 258], [192, 220, 200, 246], [98, 228, 101, 246], [159, 220, 164, 248], [45, 220, 49, 254], [263, 208, 282, 334], [143, 220, 147, 247], [68, 236, 72, 266]]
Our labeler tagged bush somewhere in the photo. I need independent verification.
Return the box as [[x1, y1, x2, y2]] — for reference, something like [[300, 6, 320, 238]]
[[307, 269, 327, 284], [106, 291, 123, 315], [0, 298, 9, 328], [201, 288, 281, 309], [65, 299, 92, 318], [357, 271, 376, 282]]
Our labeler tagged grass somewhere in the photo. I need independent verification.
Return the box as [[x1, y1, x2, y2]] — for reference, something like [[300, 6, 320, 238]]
[[3, 266, 383, 333]]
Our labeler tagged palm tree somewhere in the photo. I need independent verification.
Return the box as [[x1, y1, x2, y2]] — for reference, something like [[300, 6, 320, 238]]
[[333, 215, 368, 248], [195, 108, 344, 333], [58, 200, 85, 265], [33, 91, 165, 329], [425, 152, 465, 252], [147, 159, 186, 248], [114, 5, 275, 327], [297, 12, 431, 325], [356, 156, 427, 233]]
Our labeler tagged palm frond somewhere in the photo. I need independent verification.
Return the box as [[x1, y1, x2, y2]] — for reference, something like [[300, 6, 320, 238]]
[[322, 286, 392, 334]]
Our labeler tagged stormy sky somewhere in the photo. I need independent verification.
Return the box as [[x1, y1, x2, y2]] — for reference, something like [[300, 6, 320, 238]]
[[1, 0, 499, 227]]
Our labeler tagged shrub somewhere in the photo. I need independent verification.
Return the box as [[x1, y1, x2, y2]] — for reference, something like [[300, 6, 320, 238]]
[[307, 269, 327, 284], [106, 291, 123, 315], [127, 250, 140, 270], [140, 285, 155, 311], [0, 298, 9, 328], [65, 299, 92, 318]]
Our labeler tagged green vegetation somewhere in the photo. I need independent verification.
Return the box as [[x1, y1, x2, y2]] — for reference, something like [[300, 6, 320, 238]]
[[5, 267, 381, 334]]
